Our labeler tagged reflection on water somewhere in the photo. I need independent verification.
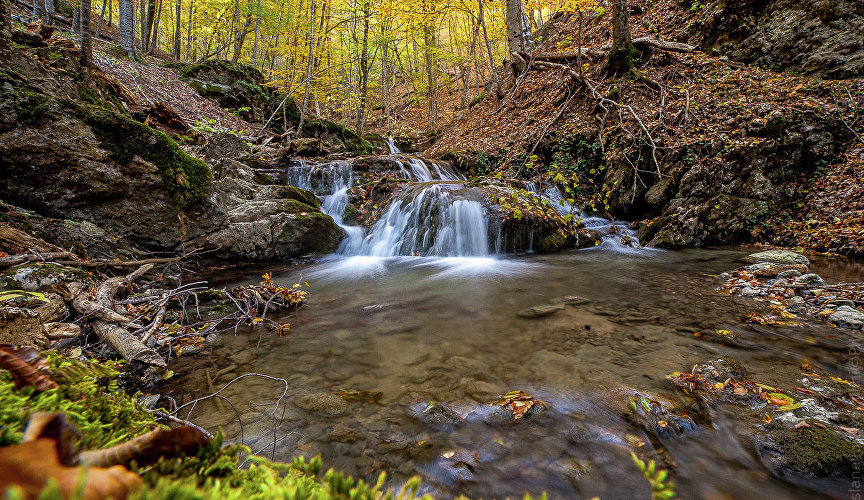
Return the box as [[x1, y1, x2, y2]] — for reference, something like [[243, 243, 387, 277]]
[[164, 248, 863, 499]]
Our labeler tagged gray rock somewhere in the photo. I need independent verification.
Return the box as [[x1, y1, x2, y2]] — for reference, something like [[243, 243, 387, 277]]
[[745, 250, 810, 266], [518, 303, 565, 318], [826, 299, 856, 309], [741, 286, 762, 298], [137, 394, 161, 410], [198, 132, 250, 161], [787, 296, 806, 312], [295, 392, 348, 416], [777, 269, 802, 278], [420, 402, 462, 429], [828, 306, 864, 329], [794, 273, 826, 287]]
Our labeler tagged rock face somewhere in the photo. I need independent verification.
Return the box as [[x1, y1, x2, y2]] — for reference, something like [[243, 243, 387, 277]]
[[169, 59, 285, 123], [0, 47, 342, 261], [689, 0, 864, 79], [636, 110, 844, 247]]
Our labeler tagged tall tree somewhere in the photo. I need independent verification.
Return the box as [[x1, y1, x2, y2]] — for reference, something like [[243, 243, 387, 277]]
[[478, 0, 501, 97], [118, 0, 136, 58], [171, 0, 181, 59], [80, 0, 93, 66], [0, 0, 12, 64], [296, 0, 314, 136], [505, 0, 525, 75], [605, 0, 635, 75]]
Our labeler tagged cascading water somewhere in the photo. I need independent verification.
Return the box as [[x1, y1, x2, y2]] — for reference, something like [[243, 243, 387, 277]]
[[283, 156, 483, 258], [527, 183, 647, 252], [355, 184, 490, 257]]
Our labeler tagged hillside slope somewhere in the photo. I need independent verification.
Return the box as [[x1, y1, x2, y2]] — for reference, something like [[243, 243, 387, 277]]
[[428, 0, 864, 257]]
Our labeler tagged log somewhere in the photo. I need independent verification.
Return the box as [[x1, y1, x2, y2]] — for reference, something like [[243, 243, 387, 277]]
[[526, 36, 696, 65], [54, 257, 180, 268]]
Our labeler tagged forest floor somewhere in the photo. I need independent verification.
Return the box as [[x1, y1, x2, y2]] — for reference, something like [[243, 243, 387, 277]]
[[427, 0, 864, 257]]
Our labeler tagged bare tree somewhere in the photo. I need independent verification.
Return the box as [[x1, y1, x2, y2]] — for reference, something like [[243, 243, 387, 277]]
[[0, 0, 12, 64], [606, 0, 635, 75]]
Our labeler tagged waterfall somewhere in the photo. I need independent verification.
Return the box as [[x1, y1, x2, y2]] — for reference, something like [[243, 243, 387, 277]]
[[350, 184, 490, 257], [282, 157, 483, 257], [527, 183, 646, 251], [386, 137, 400, 154]]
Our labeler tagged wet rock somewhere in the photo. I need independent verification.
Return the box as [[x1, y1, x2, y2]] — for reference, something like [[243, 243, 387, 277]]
[[518, 302, 565, 318], [777, 269, 803, 279], [794, 273, 826, 287], [768, 424, 862, 477], [741, 286, 761, 298], [628, 393, 698, 439], [329, 424, 364, 443], [137, 394, 161, 410], [786, 296, 807, 312], [419, 402, 462, 430], [557, 295, 591, 305], [1, 263, 93, 291], [295, 392, 349, 416], [828, 306, 864, 329], [747, 263, 809, 278], [745, 250, 810, 266], [826, 299, 856, 309]]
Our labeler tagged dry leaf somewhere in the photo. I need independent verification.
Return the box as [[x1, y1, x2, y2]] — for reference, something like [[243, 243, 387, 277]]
[[0, 346, 58, 392]]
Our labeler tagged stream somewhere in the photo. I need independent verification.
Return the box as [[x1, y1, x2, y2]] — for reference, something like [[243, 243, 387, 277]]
[[163, 151, 864, 499]]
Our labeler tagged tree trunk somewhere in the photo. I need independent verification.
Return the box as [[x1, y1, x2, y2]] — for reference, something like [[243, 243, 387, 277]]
[[354, 8, 369, 133], [505, 0, 525, 75], [423, 23, 435, 129], [478, 0, 501, 97], [606, 0, 635, 75], [296, 0, 314, 137], [118, 0, 136, 58], [250, 0, 260, 65], [95, 0, 106, 38], [380, 24, 391, 133], [171, 0, 180, 59], [0, 0, 12, 64], [80, 0, 92, 66], [185, 0, 192, 60], [149, 0, 161, 52]]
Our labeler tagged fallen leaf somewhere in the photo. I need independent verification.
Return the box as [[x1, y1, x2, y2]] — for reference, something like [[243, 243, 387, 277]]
[[840, 426, 859, 435], [795, 420, 810, 429], [0, 346, 58, 392]]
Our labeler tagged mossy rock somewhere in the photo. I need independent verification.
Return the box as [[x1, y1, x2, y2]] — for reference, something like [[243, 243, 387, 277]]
[[0, 262, 95, 291], [772, 424, 862, 477], [72, 102, 212, 210]]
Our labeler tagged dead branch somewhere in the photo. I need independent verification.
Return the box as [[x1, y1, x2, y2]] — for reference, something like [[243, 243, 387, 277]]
[[89, 265, 165, 367], [0, 252, 76, 268], [54, 257, 181, 268]]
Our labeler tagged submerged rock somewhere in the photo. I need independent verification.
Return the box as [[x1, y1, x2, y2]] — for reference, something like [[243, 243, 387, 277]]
[[768, 424, 862, 477], [295, 392, 349, 416], [518, 303, 565, 319]]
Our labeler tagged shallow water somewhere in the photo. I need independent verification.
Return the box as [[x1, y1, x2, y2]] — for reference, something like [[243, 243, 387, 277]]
[[165, 248, 863, 499]]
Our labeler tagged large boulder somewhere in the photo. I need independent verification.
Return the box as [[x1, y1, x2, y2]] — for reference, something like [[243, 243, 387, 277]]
[[688, 0, 864, 79], [168, 59, 287, 124]]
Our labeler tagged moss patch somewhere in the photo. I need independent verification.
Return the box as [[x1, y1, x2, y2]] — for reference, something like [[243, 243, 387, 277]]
[[73, 103, 212, 210], [773, 424, 862, 477]]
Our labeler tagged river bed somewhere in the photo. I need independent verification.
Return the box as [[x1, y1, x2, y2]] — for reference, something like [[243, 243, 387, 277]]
[[163, 247, 863, 499]]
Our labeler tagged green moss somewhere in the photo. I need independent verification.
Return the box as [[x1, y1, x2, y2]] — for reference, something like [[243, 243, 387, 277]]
[[280, 185, 320, 207], [773, 424, 862, 477], [12, 89, 51, 126], [283, 200, 322, 215], [0, 354, 159, 449], [538, 231, 571, 252], [74, 104, 212, 210]]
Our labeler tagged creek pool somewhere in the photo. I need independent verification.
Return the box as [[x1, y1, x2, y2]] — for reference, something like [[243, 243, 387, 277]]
[[164, 247, 863, 499]]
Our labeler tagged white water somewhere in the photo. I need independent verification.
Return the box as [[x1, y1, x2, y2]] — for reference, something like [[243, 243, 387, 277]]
[[386, 137, 400, 154]]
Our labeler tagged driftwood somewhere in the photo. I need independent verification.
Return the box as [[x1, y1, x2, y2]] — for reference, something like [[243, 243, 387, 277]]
[[65, 266, 165, 367]]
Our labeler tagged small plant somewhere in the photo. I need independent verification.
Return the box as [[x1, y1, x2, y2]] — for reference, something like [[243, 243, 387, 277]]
[[631, 452, 676, 500]]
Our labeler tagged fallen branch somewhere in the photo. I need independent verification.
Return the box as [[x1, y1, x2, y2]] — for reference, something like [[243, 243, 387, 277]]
[[0, 252, 76, 268], [54, 257, 181, 268], [90, 265, 165, 367], [527, 36, 695, 65]]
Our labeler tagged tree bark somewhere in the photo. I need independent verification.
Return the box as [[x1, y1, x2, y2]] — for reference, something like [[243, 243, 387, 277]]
[[95, 0, 106, 38], [250, 0, 260, 65], [79, 0, 92, 67], [423, 23, 435, 129], [505, 0, 525, 76], [118, 0, 135, 58], [296, 0, 314, 137], [171, 0, 180, 59], [478, 0, 501, 97], [606, 0, 635, 75], [354, 5, 369, 133], [0, 0, 13, 64]]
